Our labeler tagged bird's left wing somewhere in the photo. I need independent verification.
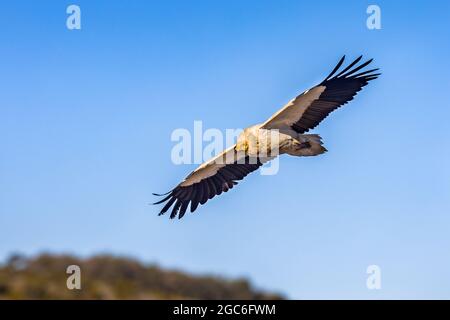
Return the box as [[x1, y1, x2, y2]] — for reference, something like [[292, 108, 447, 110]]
[[262, 56, 380, 133], [154, 145, 268, 219]]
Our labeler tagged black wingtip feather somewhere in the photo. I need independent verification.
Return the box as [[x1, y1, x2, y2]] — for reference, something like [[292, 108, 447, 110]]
[[334, 55, 363, 78], [190, 200, 199, 213], [324, 55, 346, 81], [152, 190, 172, 196], [351, 68, 379, 78], [178, 201, 189, 219], [170, 200, 182, 219], [321, 56, 379, 84], [152, 193, 172, 205], [340, 58, 374, 78], [159, 196, 176, 215]]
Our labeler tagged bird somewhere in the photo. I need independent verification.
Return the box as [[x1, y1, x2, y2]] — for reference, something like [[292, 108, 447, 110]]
[[154, 55, 380, 219]]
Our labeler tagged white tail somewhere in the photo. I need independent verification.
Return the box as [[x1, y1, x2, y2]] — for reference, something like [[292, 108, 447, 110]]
[[283, 134, 327, 157]]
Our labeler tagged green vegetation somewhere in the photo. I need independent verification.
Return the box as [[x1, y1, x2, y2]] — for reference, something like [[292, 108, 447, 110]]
[[0, 253, 283, 300]]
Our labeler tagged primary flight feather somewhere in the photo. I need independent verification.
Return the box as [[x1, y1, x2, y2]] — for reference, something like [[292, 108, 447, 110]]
[[154, 56, 380, 219]]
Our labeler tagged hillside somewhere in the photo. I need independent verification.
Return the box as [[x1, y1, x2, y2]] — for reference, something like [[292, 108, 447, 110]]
[[0, 253, 283, 300]]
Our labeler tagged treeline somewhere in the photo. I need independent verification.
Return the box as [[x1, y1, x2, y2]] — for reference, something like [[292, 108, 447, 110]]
[[0, 253, 283, 300]]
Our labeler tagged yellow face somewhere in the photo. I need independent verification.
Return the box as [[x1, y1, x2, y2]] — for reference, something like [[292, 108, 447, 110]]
[[236, 140, 249, 152], [236, 132, 249, 152]]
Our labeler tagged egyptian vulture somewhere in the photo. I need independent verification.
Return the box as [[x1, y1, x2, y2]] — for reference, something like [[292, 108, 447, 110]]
[[154, 56, 380, 219]]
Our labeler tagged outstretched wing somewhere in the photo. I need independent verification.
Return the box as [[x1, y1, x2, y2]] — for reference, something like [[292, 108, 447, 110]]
[[154, 146, 270, 219], [262, 55, 380, 133]]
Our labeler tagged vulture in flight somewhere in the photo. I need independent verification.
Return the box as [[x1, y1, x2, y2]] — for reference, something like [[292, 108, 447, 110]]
[[154, 56, 380, 219]]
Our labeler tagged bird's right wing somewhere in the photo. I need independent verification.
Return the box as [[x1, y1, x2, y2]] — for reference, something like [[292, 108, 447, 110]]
[[154, 146, 271, 219], [262, 56, 380, 133]]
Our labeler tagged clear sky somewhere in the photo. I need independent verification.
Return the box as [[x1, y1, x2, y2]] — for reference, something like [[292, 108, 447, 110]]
[[1, 1, 450, 299]]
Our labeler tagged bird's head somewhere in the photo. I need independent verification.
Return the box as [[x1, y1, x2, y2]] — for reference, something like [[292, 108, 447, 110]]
[[236, 131, 249, 152], [236, 140, 249, 152]]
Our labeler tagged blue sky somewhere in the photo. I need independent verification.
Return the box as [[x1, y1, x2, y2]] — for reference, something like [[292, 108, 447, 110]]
[[1, 0, 450, 299]]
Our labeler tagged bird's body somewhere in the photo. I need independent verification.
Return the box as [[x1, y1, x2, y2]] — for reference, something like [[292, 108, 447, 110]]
[[236, 124, 326, 157], [154, 56, 380, 219]]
